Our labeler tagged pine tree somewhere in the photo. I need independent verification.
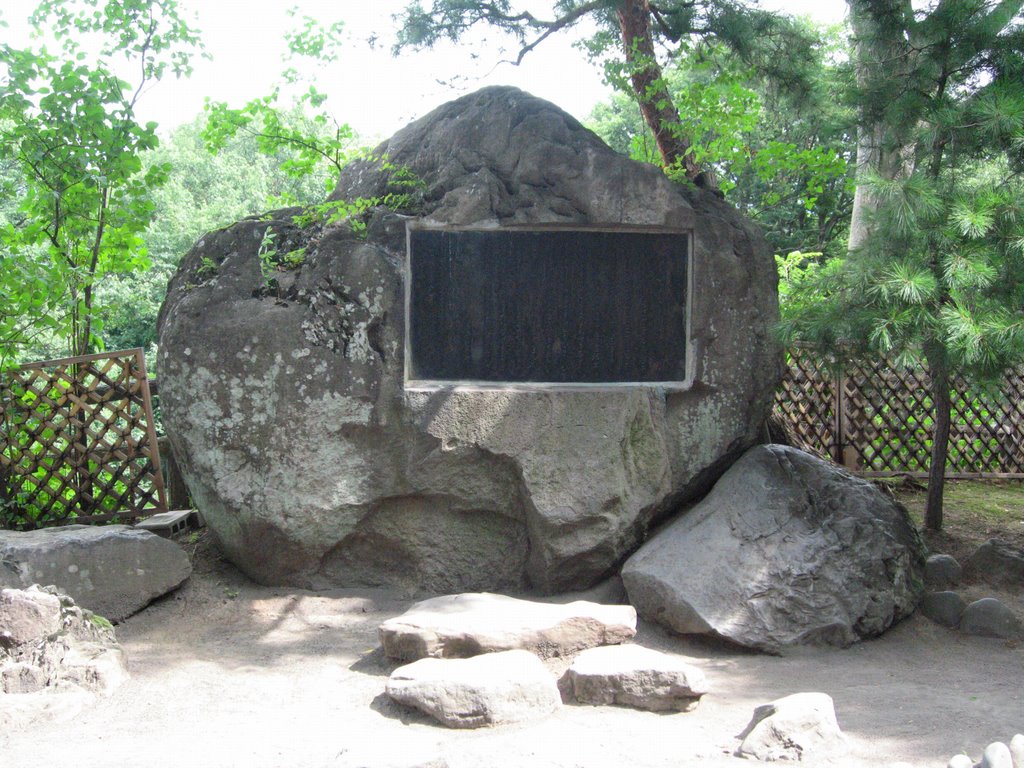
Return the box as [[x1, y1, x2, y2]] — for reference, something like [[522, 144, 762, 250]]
[[393, 1, 818, 185], [788, 0, 1024, 529]]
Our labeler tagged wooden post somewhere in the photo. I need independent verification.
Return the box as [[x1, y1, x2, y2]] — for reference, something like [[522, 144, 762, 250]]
[[158, 435, 190, 510]]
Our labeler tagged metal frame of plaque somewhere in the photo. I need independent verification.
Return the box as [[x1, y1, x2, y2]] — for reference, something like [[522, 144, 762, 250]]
[[404, 223, 694, 390]]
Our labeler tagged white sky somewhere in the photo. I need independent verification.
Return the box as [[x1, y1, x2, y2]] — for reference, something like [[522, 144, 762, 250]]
[[1, 1, 848, 142]]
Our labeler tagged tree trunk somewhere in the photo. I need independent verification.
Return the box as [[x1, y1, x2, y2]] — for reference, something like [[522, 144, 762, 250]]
[[846, 0, 915, 252], [616, 0, 701, 180], [924, 350, 951, 531]]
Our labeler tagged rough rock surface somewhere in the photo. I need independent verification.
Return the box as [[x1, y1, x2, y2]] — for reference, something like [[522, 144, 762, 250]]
[[925, 554, 962, 589], [561, 643, 707, 711], [621, 444, 926, 652], [920, 591, 966, 628], [965, 539, 1024, 588], [156, 86, 780, 593], [0, 526, 192, 622], [736, 692, 845, 761], [385, 649, 561, 728], [378, 592, 636, 661], [959, 598, 1023, 639], [0, 585, 127, 696]]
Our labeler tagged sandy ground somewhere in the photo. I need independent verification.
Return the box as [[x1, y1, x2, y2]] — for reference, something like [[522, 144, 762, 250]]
[[1, 542, 1021, 768]]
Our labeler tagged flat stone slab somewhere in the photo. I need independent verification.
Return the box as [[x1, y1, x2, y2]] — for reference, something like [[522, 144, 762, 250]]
[[737, 692, 845, 761], [562, 644, 708, 711], [0, 525, 191, 622], [379, 592, 636, 661], [385, 649, 561, 728]]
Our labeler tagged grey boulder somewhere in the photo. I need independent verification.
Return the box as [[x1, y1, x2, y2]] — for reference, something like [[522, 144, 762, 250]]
[[947, 755, 973, 768], [379, 592, 636, 661], [157, 85, 780, 594], [920, 591, 966, 628], [965, 539, 1024, 589], [737, 692, 845, 761], [622, 444, 926, 652], [0, 525, 192, 622], [959, 598, 1023, 639], [561, 643, 707, 711], [1010, 734, 1024, 768], [0, 587, 61, 648], [385, 649, 561, 728]]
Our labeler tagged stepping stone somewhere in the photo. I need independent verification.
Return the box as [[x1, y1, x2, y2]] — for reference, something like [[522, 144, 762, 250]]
[[737, 692, 845, 761], [562, 644, 708, 711], [378, 592, 636, 661], [385, 649, 561, 728]]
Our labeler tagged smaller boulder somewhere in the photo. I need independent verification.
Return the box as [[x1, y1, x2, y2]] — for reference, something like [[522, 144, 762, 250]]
[[0, 587, 61, 648], [965, 540, 1024, 588], [947, 755, 973, 768], [379, 592, 636, 661], [737, 692, 845, 762], [920, 591, 966, 628], [622, 445, 925, 652], [960, 598, 1023, 639], [561, 644, 708, 711], [982, 742, 1014, 768], [0, 525, 192, 622], [925, 554, 963, 588], [385, 649, 561, 728]]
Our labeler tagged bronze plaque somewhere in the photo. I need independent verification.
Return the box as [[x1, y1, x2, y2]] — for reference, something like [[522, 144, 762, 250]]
[[407, 227, 689, 385]]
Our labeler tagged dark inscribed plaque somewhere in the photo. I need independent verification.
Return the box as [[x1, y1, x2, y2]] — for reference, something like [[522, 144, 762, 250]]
[[407, 227, 689, 384]]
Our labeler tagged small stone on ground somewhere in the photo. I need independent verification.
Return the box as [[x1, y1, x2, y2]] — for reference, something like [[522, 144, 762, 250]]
[[385, 649, 561, 728], [959, 598, 1023, 639], [925, 554, 963, 588], [737, 691, 845, 762], [562, 643, 707, 711], [920, 591, 966, 628]]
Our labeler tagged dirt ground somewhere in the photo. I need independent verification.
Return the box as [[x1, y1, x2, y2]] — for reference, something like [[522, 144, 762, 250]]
[[1, 527, 1022, 768]]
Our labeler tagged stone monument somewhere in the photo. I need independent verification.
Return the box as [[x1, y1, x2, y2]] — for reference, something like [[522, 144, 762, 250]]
[[157, 86, 780, 593]]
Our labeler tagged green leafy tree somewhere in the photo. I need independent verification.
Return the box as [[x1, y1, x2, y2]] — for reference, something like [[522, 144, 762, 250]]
[[786, 0, 1024, 529], [393, 0, 818, 186], [587, 33, 855, 255], [0, 0, 201, 362]]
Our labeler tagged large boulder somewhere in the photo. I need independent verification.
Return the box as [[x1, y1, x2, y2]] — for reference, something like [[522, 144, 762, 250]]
[[157, 86, 780, 593], [0, 526, 192, 622], [621, 444, 926, 652]]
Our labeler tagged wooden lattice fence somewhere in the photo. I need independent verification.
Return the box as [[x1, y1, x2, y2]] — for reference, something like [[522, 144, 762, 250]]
[[775, 347, 1024, 478], [0, 349, 167, 528]]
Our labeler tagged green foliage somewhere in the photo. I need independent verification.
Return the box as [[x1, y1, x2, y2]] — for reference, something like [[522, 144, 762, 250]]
[[588, 36, 855, 255], [393, 1, 822, 180], [0, 0, 201, 364], [202, 12, 357, 190]]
